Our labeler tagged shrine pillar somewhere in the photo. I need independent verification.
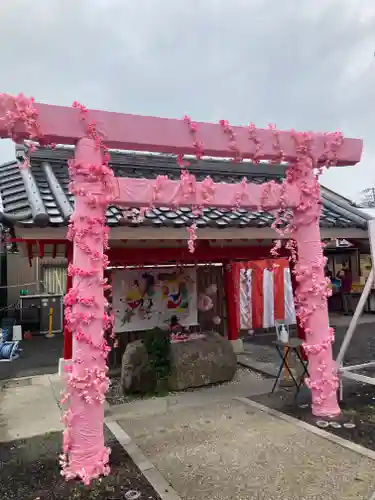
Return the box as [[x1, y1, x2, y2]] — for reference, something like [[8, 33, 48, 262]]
[[223, 261, 242, 353], [59, 243, 73, 376], [294, 166, 340, 417], [61, 137, 110, 483]]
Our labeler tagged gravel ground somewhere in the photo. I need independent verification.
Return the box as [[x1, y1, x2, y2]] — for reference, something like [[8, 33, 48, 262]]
[[251, 380, 375, 452], [247, 320, 375, 451], [0, 426, 161, 500], [332, 323, 375, 366], [106, 365, 266, 406], [248, 322, 375, 366]]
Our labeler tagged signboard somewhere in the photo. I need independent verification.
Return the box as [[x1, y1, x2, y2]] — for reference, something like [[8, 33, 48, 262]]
[[335, 239, 353, 248], [112, 267, 198, 332]]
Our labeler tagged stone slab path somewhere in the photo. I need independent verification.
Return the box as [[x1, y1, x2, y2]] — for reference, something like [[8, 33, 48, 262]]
[[0, 374, 63, 442], [2, 371, 375, 499], [118, 399, 375, 500], [106, 367, 273, 421]]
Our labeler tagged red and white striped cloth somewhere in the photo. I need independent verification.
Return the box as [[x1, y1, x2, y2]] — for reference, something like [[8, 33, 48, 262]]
[[234, 258, 296, 330]]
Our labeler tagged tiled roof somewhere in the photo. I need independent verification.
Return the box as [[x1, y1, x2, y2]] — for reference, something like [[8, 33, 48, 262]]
[[0, 147, 370, 230]]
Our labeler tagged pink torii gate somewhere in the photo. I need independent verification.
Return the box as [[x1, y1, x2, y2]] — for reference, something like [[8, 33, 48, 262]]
[[0, 94, 363, 484]]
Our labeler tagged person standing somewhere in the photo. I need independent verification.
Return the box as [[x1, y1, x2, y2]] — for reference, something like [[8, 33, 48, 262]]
[[325, 265, 333, 281], [337, 261, 353, 315], [325, 265, 333, 310]]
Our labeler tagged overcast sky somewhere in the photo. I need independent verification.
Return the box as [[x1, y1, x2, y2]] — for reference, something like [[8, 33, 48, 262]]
[[1, 0, 375, 202]]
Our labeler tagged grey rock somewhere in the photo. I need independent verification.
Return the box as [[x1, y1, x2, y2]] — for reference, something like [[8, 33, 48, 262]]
[[168, 332, 237, 391], [121, 333, 237, 395], [121, 340, 156, 394]]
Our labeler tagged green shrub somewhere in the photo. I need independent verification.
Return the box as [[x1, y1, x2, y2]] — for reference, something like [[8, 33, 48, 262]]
[[144, 328, 171, 385]]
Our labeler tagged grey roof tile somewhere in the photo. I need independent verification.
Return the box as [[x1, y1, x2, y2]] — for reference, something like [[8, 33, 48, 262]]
[[0, 148, 370, 230]]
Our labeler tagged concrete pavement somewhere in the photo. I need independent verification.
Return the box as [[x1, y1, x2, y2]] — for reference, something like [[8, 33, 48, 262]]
[[0, 374, 62, 442], [117, 398, 375, 500], [1, 371, 375, 499], [105, 368, 273, 421], [239, 313, 375, 378]]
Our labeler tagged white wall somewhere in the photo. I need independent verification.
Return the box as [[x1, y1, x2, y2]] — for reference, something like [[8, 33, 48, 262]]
[[6, 253, 67, 305], [7, 253, 38, 305]]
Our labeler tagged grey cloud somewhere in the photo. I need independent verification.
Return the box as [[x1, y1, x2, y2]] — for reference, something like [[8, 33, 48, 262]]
[[0, 0, 374, 200]]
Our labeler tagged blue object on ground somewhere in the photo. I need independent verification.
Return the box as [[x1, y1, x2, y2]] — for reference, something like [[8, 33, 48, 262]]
[[0, 341, 21, 360], [1, 328, 12, 342]]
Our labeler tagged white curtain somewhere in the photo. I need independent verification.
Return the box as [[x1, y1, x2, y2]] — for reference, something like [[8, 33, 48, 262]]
[[284, 268, 296, 324], [263, 269, 275, 328], [240, 269, 252, 329], [239, 265, 297, 329]]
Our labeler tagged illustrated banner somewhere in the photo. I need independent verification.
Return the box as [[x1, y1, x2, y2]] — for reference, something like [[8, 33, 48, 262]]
[[113, 267, 198, 332]]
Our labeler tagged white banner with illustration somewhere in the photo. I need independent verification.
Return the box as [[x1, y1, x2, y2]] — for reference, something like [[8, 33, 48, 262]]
[[113, 267, 198, 332]]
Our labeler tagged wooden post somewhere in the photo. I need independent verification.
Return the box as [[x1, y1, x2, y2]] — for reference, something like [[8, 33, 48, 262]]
[[223, 261, 242, 353]]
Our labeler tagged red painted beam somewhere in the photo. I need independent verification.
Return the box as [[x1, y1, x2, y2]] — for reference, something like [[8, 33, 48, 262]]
[[0, 99, 362, 165], [11, 239, 287, 264], [26, 242, 33, 267], [64, 242, 70, 259], [9, 238, 67, 244], [107, 245, 287, 265], [38, 242, 45, 259]]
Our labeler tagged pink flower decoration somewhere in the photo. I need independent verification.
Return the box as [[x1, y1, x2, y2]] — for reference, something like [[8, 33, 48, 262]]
[[198, 293, 213, 312], [248, 122, 262, 163], [187, 223, 198, 253], [201, 176, 215, 204], [219, 118, 242, 162], [212, 316, 222, 325]]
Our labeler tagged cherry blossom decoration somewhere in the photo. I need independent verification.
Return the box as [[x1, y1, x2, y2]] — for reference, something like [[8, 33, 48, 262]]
[[212, 316, 222, 326], [271, 130, 344, 416], [198, 293, 214, 312], [175, 116, 206, 252], [198, 284, 222, 326], [60, 102, 116, 484]]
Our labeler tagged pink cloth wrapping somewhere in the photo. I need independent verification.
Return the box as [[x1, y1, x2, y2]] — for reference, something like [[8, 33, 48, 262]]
[[61, 138, 111, 484]]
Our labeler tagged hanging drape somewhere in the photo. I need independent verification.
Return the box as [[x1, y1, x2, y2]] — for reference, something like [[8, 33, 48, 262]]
[[235, 258, 296, 330]]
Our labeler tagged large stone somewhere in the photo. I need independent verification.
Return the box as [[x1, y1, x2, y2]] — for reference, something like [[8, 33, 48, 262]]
[[121, 340, 156, 394], [120, 333, 237, 395], [168, 332, 237, 391]]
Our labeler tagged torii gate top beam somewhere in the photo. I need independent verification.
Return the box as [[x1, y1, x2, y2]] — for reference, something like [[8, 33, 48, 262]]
[[0, 101, 363, 166]]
